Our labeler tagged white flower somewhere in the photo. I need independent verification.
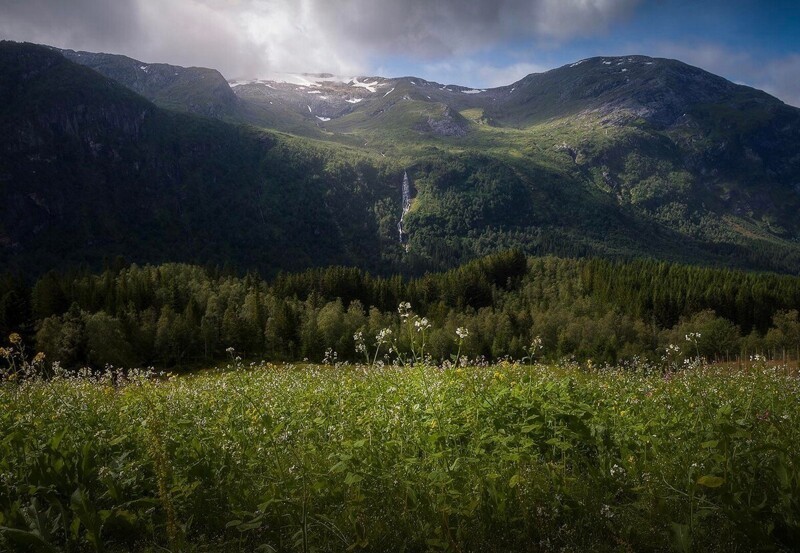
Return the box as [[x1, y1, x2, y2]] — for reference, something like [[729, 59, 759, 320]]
[[376, 328, 392, 344], [398, 302, 412, 319], [414, 317, 430, 332], [456, 327, 469, 340]]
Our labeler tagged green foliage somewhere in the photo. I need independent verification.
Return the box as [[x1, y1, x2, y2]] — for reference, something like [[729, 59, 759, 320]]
[[1, 251, 799, 370], [1, 363, 798, 551]]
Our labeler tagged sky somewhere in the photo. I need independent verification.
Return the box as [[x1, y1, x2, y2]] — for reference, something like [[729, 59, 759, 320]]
[[1, 0, 799, 106]]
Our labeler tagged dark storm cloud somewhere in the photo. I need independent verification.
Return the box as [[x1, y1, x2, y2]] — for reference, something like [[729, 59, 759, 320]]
[[310, 0, 640, 58], [0, 0, 640, 78]]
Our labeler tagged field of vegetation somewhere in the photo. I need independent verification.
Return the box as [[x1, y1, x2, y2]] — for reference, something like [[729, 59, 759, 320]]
[[1, 352, 799, 552], [3, 252, 800, 551]]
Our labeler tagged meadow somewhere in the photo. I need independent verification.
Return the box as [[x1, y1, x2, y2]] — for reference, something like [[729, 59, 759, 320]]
[[1, 355, 798, 552]]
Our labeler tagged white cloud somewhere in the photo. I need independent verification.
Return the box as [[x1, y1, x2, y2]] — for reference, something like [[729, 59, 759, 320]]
[[417, 59, 549, 88], [0, 0, 640, 79], [753, 55, 800, 108]]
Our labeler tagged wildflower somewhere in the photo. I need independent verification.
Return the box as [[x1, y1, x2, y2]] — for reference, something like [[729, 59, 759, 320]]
[[414, 318, 430, 332], [8, 333, 21, 345], [398, 302, 412, 320], [601, 504, 614, 518], [375, 328, 392, 344], [353, 331, 366, 354], [32, 352, 46, 364], [456, 327, 469, 340]]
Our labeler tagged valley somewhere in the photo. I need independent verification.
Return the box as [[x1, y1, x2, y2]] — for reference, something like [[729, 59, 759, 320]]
[[2, 36, 800, 553]]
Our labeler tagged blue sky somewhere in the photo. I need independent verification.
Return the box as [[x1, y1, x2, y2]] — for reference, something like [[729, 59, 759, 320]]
[[1, 0, 798, 105], [374, 1, 800, 105]]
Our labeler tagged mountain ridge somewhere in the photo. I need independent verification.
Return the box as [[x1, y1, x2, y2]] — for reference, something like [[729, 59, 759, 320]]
[[3, 40, 800, 277]]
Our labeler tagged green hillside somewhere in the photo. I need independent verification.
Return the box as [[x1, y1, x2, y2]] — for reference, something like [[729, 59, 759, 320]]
[[3, 41, 800, 277], [0, 42, 408, 276]]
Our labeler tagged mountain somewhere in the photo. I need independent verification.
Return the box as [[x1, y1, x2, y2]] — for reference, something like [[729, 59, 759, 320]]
[[3, 40, 800, 277], [59, 49, 337, 137], [59, 48, 241, 119], [0, 41, 405, 276]]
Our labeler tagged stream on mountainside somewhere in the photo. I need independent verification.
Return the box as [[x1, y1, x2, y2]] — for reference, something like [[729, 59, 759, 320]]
[[398, 171, 411, 245]]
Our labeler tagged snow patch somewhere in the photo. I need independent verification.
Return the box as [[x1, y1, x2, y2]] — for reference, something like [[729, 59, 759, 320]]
[[307, 90, 321, 94], [570, 59, 588, 68], [256, 73, 320, 86], [621, 68, 628, 72], [410, 81, 416, 85], [644, 62, 654, 65], [139, 65, 149, 73], [316, 116, 330, 121], [510, 87, 516, 92], [383, 87, 395, 97], [602, 61, 612, 65], [345, 98, 363, 104], [461, 89, 484, 94], [307, 105, 312, 113], [351, 78, 379, 93]]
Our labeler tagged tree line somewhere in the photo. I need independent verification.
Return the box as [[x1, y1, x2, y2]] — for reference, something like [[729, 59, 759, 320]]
[[3, 250, 800, 369]]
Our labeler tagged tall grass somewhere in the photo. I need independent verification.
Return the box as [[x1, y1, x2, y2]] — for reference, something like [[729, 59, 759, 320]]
[[1, 359, 798, 552]]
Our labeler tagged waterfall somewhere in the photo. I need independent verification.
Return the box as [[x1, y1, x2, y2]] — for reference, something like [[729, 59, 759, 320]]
[[398, 171, 411, 244]]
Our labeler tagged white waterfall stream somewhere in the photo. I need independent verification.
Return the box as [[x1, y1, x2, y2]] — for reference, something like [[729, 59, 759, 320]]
[[398, 171, 411, 244]]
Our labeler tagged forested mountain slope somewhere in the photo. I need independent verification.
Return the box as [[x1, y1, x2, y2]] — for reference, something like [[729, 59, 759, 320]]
[[0, 41, 406, 276], [3, 41, 800, 276]]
